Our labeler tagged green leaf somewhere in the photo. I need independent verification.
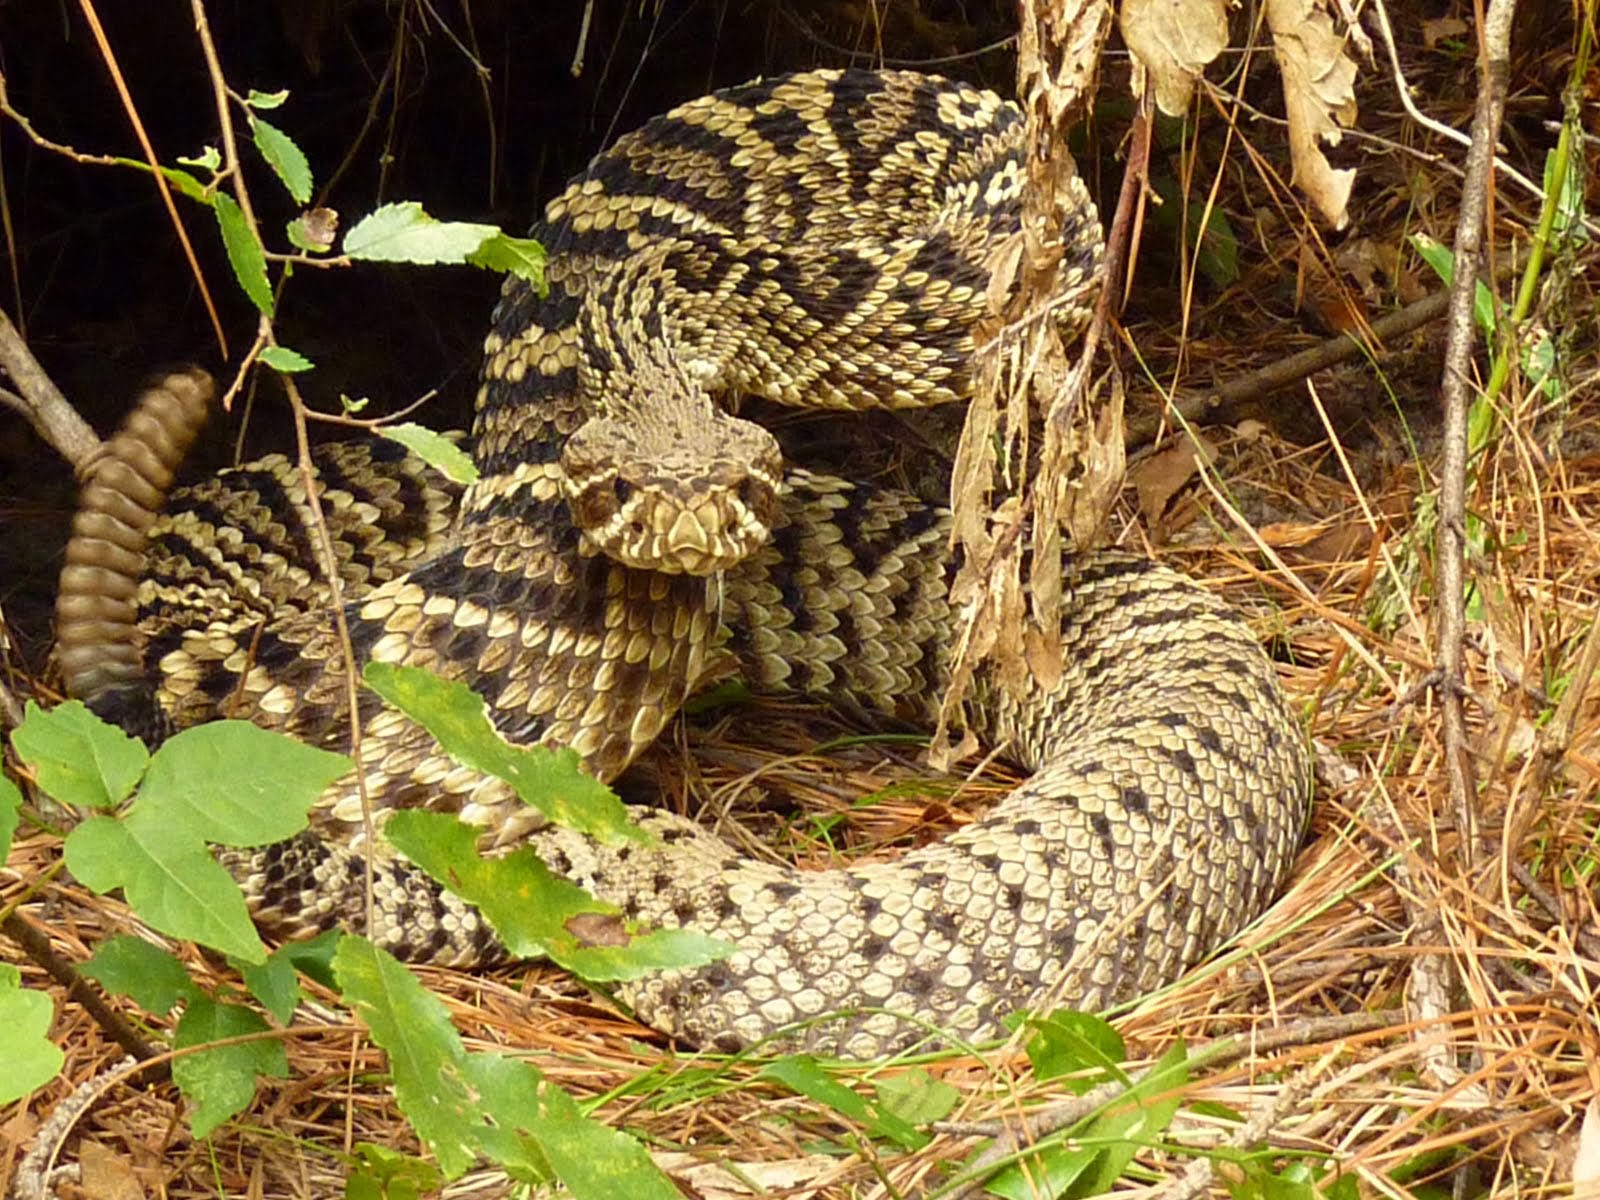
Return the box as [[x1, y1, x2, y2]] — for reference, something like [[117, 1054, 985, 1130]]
[[385, 810, 731, 980], [260, 344, 314, 373], [465, 1056, 681, 1199], [0, 963, 65, 1103], [333, 937, 481, 1178], [279, 928, 344, 990], [250, 116, 313, 204], [1409, 234, 1498, 334], [176, 145, 222, 172], [344, 202, 499, 265], [985, 1142, 1099, 1200], [1023, 1009, 1128, 1087], [245, 89, 290, 110], [237, 946, 302, 1025], [465, 233, 547, 288], [760, 1055, 926, 1150], [874, 1067, 960, 1126], [139, 720, 349, 848], [346, 1144, 444, 1200], [362, 663, 637, 843], [173, 995, 287, 1138], [380, 424, 478, 484], [1070, 1040, 1188, 1198], [214, 192, 274, 316], [0, 772, 20, 862], [65, 813, 267, 963], [11, 700, 149, 810], [82, 935, 199, 1014]]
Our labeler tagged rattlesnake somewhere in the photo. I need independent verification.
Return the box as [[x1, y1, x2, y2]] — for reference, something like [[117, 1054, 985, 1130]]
[[56, 69, 1311, 1058]]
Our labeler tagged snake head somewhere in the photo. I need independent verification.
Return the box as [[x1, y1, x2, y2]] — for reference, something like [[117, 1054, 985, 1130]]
[[560, 409, 782, 575]]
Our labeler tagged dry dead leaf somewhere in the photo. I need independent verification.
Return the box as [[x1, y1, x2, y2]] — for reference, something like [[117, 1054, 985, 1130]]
[[1422, 15, 1471, 48], [1266, 0, 1360, 228], [1130, 433, 1217, 525], [77, 1141, 144, 1200], [1120, 0, 1228, 115], [1575, 1095, 1600, 1195]]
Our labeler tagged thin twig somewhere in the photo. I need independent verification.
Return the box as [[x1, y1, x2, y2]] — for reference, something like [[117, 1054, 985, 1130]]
[[0, 306, 100, 468], [1433, 0, 1519, 869]]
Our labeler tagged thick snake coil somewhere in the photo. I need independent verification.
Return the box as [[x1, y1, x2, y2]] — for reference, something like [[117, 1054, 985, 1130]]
[[56, 70, 1311, 1058]]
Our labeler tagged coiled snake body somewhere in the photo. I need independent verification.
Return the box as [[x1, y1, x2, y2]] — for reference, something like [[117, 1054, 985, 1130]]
[[57, 70, 1310, 1058]]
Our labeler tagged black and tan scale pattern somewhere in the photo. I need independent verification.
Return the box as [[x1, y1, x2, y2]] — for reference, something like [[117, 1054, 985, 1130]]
[[58, 69, 1311, 1057]]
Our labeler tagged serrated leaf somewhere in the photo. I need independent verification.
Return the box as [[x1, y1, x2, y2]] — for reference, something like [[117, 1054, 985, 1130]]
[[333, 937, 481, 1178], [139, 720, 348, 848], [250, 116, 313, 204], [384, 810, 731, 980], [0, 963, 65, 1103], [465, 234, 547, 288], [245, 88, 290, 110], [214, 192, 274, 316], [381, 424, 478, 484], [237, 946, 301, 1025], [363, 663, 637, 843], [761, 1056, 927, 1150], [344, 202, 497, 265], [173, 995, 287, 1138], [0, 773, 20, 861], [65, 813, 266, 963], [83, 935, 199, 1014], [465, 1056, 681, 1199], [11, 700, 148, 810], [260, 344, 314, 373]]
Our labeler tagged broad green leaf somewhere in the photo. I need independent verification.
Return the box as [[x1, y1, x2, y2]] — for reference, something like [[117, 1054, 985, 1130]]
[[214, 192, 274, 316], [12, 700, 148, 810], [465, 1056, 681, 1199], [346, 1144, 444, 1200], [1069, 1040, 1188, 1197], [874, 1067, 960, 1126], [760, 1055, 926, 1150], [173, 995, 287, 1138], [139, 720, 348, 848], [260, 344, 314, 373], [465, 233, 547, 288], [250, 116, 312, 204], [279, 928, 343, 990], [0, 963, 64, 1103], [363, 663, 638, 843], [0, 773, 20, 861], [985, 1142, 1099, 1200], [237, 946, 301, 1025], [344, 202, 498, 265], [83, 935, 199, 1014], [1023, 1009, 1128, 1087], [381, 424, 478, 484], [245, 88, 289, 110], [65, 813, 266, 963], [385, 810, 731, 980], [333, 937, 480, 1178]]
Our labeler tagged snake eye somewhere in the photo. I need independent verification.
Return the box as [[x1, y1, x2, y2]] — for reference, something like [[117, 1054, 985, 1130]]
[[736, 477, 763, 512], [612, 478, 634, 505]]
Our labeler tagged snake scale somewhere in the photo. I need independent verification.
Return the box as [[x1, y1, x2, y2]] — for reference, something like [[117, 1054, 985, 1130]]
[[56, 69, 1311, 1058]]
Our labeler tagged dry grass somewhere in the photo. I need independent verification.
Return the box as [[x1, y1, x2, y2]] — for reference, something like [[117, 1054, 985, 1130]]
[[5, 13, 1600, 1200]]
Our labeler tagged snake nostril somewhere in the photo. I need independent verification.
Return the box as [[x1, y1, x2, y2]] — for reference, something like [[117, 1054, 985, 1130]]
[[736, 477, 763, 513], [613, 477, 634, 505]]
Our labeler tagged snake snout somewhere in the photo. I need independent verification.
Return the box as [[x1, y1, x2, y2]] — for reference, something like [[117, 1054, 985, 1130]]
[[561, 414, 782, 575]]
